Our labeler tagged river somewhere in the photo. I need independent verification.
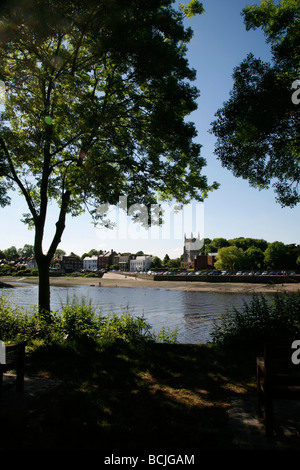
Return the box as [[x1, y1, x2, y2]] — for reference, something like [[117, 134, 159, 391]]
[[0, 282, 263, 344]]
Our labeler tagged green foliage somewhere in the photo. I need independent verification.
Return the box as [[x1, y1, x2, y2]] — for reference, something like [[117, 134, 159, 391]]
[[66, 271, 99, 278], [0, 0, 215, 227], [264, 241, 289, 269], [0, 264, 14, 275], [96, 313, 154, 350], [179, 0, 205, 18], [210, 0, 300, 207], [212, 292, 300, 350], [0, 296, 40, 342], [0, 0, 218, 316], [59, 305, 100, 342], [0, 294, 178, 351], [204, 238, 229, 255], [243, 246, 265, 270], [205, 236, 300, 271], [0, 264, 38, 276], [154, 325, 178, 343], [3, 246, 18, 260], [151, 256, 162, 269], [214, 246, 244, 270], [18, 244, 34, 257]]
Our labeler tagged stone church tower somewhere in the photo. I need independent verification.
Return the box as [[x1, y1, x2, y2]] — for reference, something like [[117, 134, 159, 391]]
[[182, 233, 202, 266]]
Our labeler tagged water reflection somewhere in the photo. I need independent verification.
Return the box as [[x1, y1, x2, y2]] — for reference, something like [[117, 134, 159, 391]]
[[1, 284, 254, 344]]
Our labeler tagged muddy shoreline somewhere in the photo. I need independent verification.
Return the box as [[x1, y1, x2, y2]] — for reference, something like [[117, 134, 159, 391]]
[[1, 273, 299, 295]]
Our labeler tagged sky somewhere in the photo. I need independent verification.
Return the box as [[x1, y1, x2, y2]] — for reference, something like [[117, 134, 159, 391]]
[[1, 0, 299, 260]]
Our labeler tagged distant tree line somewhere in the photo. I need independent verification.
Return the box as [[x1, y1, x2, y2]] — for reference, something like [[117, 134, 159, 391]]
[[207, 237, 300, 271], [1, 237, 299, 272], [151, 237, 300, 272], [150, 254, 183, 270]]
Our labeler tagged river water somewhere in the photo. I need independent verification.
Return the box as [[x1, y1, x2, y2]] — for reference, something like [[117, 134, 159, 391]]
[[0, 282, 262, 344]]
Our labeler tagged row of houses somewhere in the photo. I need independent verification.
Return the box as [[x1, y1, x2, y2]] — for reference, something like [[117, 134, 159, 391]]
[[1, 251, 153, 274], [52, 251, 153, 273], [0, 256, 38, 269], [49, 250, 153, 273], [2, 234, 210, 274]]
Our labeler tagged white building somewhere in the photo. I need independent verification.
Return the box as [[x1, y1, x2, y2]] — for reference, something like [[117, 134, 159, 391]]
[[83, 255, 98, 271], [130, 256, 152, 272], [26, 258, 38, 269]]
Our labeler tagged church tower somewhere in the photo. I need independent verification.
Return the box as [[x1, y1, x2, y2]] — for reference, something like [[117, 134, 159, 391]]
[[182, 233, 202, 266]]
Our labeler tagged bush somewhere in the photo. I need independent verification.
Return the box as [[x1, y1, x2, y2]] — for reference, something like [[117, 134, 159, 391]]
[[0, 294, 178, 352], [0, 297, 40, 342], [0, 264, 15, 275], [211, 292, 300, 350], [15, 267, 33, 276], [59, 304, 101, 341], [96, 313, 154, 350]]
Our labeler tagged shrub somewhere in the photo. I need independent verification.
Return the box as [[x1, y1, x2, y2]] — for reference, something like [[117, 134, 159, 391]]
[[0, 293, 178, 353], [154, 326, 178, 344], [15, 267, 33, 276], [0, 296, 40, 342], [96, 313, 154, 349], [211, 292, 300, 350], [0, 264, 14, 275], [59, 304, 101, 342]]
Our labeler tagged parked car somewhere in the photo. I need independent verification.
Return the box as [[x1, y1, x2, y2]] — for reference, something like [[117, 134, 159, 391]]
[[235, 271, 242, 275]]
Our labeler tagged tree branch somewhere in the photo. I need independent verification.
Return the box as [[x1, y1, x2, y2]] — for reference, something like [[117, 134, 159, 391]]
[[0, 136, 38, 220], [49, 131, 83, 158]]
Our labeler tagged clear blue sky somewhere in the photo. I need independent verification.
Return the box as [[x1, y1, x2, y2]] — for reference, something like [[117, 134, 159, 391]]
[[1, 0, 299, 259]]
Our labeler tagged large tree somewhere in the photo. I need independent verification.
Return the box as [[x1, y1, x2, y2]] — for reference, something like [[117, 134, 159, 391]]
[[0, 0, 217, 319], [214, 245, 244, 271], [210, 0, 300, 207], [264, 241, 288, 269]]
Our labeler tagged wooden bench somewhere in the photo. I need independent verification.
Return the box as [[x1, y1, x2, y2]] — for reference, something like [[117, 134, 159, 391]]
[[0, 341, 27, 393], [257, 342, 300, 436]]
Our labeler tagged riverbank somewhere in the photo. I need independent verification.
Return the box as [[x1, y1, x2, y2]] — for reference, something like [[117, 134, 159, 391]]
[[1, 272, 300, 294]]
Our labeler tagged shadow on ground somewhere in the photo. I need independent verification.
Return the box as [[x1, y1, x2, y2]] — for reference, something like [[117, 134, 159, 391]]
[[0, 343, 299, 451]]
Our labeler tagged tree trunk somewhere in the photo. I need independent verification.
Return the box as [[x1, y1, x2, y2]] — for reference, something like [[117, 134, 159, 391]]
[[34, 190, 71, 322], [37, 256, 52, 321]]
